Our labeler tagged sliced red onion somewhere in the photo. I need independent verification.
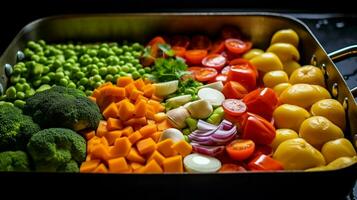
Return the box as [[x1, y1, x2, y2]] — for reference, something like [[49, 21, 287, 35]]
[[197, 120, 218, 131], [211, 126, 237, 139], [191, 143, 225, 156], [220, 120, 233, 130], [210, 133, 237, 145]]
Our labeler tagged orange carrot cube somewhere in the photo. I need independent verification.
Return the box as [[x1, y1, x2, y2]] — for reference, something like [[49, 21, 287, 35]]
[[163, 155, 183, 173], [171, 140, 192, 157], [156, 139, 177, 157], [136, 137, 156, 155]]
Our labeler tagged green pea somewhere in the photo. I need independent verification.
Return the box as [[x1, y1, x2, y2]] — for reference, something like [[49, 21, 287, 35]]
[[144, 67, 151, 73], [25, 89, 35, 97], [93, 82, 102, 89], [132, 71, 140, 80], [114, 74, 121, 81], [39, 57, 47, 64], [93, 75, 102, 82], [10, 76, 21, 84], [14, 100, 26, 109], [79, 77, 88, 85], [31, 54, 40, 62], [122, 45, 129, 52], [55, 71, 65, 80], [59, 78, 68, 86], [5, 86, 17, 98], [131, 59, 140, 65], [43, 66, 50, 74], [91, 69, 99, 76], [75, 71, 85, 79], [23, 83, 31, 91], [115, 48, 123, 55], [119, 72, 127, 77], [107, 66, 118, 75], [105, 74, 114, 82], [19, 78, 27, 84], [16, 91, 25, 99], [47, 72, 55, 80], [121, 65, 129, 73], [33, 79, 42, 87], [71, 66, 80, 73], [36, 84, 52, 92], [85, 90, 93, 96], [138, 68, 146, 75], [56, 67, 64, 72]]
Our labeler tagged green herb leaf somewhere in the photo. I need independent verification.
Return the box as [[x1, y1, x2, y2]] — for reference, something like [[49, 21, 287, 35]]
[[158, 44, 175, 57]]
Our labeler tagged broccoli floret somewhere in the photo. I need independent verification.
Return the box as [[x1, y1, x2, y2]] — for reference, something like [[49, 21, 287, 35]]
[[0, 150, 30, 171], [0, 104, 41, 151], [27, 128, 86, 172], [24, 86, 102, 131]]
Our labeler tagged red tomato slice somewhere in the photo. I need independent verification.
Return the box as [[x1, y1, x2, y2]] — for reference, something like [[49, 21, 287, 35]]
[[210, 40, 226, 54], [219, 163, 246, 172], [202, 54, 227, 70], [229, 58, 258, 77], [213, 74, 227, 83], [185, 50, 208, 65], [187, 66, 202, 75], [190, 35, 211, 50], [221, 26, 242, 39], [226, 139, 255, 161], [221, 66, 231, 75], [222, 81, 248, 99], [222, 99, 247, 116], [195, 67, 218, 82], [172, 46, 186, 57], [170, 35, 190, 48], [247, 154, 283, 171], [225, 39, 252, 54]]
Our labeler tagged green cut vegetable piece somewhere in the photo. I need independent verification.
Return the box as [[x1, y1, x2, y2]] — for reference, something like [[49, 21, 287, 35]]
[[185, 117, 198, 132]]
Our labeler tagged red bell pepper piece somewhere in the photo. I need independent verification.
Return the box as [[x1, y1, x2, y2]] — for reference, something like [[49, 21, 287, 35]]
[[241, 112, 276, 145], [247, 154, 284, 171]]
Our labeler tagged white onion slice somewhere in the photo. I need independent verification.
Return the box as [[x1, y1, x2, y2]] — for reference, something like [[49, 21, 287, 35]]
[[184, 153, 222, 173], [198, 88, 225, 106]]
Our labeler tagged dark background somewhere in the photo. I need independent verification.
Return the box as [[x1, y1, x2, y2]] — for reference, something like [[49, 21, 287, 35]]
[[0, 0, 356, 199]]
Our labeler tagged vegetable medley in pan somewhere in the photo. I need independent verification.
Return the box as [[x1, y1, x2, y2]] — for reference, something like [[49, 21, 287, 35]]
[[0, 27, 356, 173]]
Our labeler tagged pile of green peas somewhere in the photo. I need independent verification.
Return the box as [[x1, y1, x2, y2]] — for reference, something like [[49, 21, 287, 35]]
[[0, 40, 153, 106]]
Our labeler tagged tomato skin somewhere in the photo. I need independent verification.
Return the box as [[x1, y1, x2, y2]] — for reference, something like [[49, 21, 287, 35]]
[[202, 54, 227, 70], [222, 99, 247, 117], [241, 112, 276, 145], [172, 46, 186, 57], [184, 50, 208, 65], [247, 154, 284, 171], [148, 36, 166, 47], [226, 139, 255, 161], [219, 163, 246, 172], [242, 88, 279, 121], [210, 40, 226, 54], [190, 35, 211, 50], [225, 39, 252, 54], [187, 66, 202, 76], [222, 81, 248, 99], [227, 64, 257, 92]]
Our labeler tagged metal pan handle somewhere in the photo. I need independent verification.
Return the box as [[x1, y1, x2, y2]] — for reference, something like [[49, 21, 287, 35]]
[[328, 45, 357, 97]]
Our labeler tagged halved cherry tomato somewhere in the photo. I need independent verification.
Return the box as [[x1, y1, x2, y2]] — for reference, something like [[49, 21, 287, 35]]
[[222, 81, 248, 99], [222, 99, 247, 117], [221, 26, 242, 39], [229, 58, 258, 77], [221, 66, 231, 75], [148, 36, 166, 46], [190, 35, 211, 50], [219, 163, 246, 172], [195, 67, 218, 82], [225, 39, 252, 54], [187, 66, 202, 76], [242, 88, 279, 121], [247, 154, 283, 171], [202, 54, 227, 70], [227, 64, 257, 92], [170, 35, 190, 48], [213, 74, 227, 83], [184, 49, 208, 65], [172, 46, 186, 57], [226, 139, 255, 161], [241, 112, 276, 145], [210, 40, 226, 54]]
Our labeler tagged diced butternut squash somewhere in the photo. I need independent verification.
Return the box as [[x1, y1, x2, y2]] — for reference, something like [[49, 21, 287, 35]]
[[86, 154, 92, 161], [147, 120, 156, 125], [118, 100, 135, 121], [171, 140, 192, 157], [80, 160, 101, 173], [157, 139, 177, 157], [124, 83, 137, 97], [157, 119, 172, 131], [110, 137, 132, 157], [103, 103, 119, 119], [96, 120, 108, 137], [141, 160, 163, 173], [134, 78, 146, 91], [128, 131, 143, 144], [121, 126, 134, 137], [108, 157, 129, 172], [151, 131, 162, 143], [139, 124, 157, 138], [89, 96, 96, 103], [107, 118, 123, 131], [151, 95, 163, 102], [105, 130, 122, 145], [84, 130, 96, 140], [136, 137, 156, 155], [102, 87, 126, 99], [129, 89, 144, 101], [154, 112, 167, 122], [117, 76, 134, 87], [126, 148, 145, 164], [100, 137, 109, 146], [124, 117, 147, 127], [93, 163, 108, 173], [147, 151, 165, 165], [91, 144, 111, 161], [163, 155, 183, 173], [143, 84, 155, 98], [148, 100, 165, 113], [130, 162, 144, 172], [134, 99, 147, 118]]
